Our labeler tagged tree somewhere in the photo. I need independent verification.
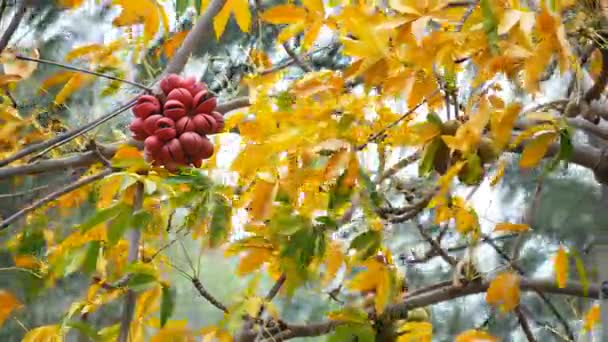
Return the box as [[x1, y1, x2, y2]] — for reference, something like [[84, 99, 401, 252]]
[[0, 0, 607, 341]]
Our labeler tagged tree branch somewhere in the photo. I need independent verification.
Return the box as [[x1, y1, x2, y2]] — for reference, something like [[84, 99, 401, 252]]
[[515, 306, 537, 342], [266, 273, 286, 301], [15, 55, 152, 92], [0, 0, 26, 55], [0, 168, 113, 229], [118, 181, 144, 342], [191, 277, 229, 313], [269, 278, 599, 340]]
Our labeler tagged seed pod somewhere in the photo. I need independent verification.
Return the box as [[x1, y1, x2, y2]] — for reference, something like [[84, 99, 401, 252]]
[[160, 74, 183, 95], [143, 114, 163, 135], [192, 113, 213, 134], [187, 82, 207, 97], [180, 76, 197, 92], [166, 88, 193, 110], [166, 138, 186, 164], [191, 158, 202, 168], [144, 135, 164, 154], [179, 131, 204, 158], [132, 95, 161, 119], [176, 116, 197, 135], [198, 136, 215, 159], [193, 90, 211, 107], [164, 100, 187, 121], [194, 97, 217, 115], [129, 117, 148, 141], [154, 117, 177, 141], [209, 111, 225, 133]]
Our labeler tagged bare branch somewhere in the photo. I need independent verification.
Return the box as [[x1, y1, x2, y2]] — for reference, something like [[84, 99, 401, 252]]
[[515, 306, 537, 342], [416, 223, 458, 267], [15, 55, 152, 92], [0, 0, 26, 55], [377, 152, 420, 183], [0, 168, 113, 230], [266, 273, 286, 301], [118, 181, 144, 342], [192, 277, 229, 313]]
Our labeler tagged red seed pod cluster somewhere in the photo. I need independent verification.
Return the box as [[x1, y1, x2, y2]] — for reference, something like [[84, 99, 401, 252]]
[[129, 74, 225, 171]]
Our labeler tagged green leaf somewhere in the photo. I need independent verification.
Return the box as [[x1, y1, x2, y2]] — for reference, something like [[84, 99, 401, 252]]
[[194, 0, 203, 14], [160, 284, 176, 328], [419, 138, 441, 177], [66, 321, 101, 342], [327, 323, 375, 342], [79, 203, 129, 232], [132, 211, 152, 231], [209, 193, 231, 247], [459, 153, 484, 185], [547, 128, 573, 171], [270, 205, 307, 235], [81, 241, 100, 275], [17, 229, 46, 255], [176, 0, 190, 17], [315, 216, 338, 230], [357, 170, 380, 207], [480, 0, 499, 54], [349, 230, 381, 260], [127, 273, 158, 292], [427, 112, 443, 127], [107, 209, 132, 245]]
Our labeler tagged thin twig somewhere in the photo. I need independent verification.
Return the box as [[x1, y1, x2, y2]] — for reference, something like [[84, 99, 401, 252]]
[[192, 277, 229, 313], [0, 168, 113, 229], [0, 99, 137, 167], [416, 223, 457, 266], [515, 306, 537, 342], [377, 152, 420, 183], [15, 55, 152, 92], [266, 273, 286, 301], [0, 0, 26, 55], [118, 181, 144, 342], [0, 184, 49, 198]]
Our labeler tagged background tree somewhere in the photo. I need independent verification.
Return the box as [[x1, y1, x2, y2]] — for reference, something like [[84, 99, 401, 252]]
[[0, 0, 607, 341]]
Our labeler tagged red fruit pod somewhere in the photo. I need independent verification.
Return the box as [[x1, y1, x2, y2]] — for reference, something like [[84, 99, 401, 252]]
[[166, 88, 193, 109], [191, 158, 202, 168], [157, 145, 179, 172], [143, 114, 163, 135], [187, 82, 208, 97], [154, 117, 177, 141], [163, 100, 187, 121], [180, 76, 196, 91], [194, 97, 217, 115], [209, 111, 225, 133], [193, 90, 210, 106], [176, 116, 197, 135], [160, 74, 183, 95], [132, 95, 161, 119], [198, 136, 215, 159], [129, 117, 148, 141], [166, 138, 187, 164], [144, 135, 163, 154], [192, 113, 212, 134], [179, 131, 204, 158]]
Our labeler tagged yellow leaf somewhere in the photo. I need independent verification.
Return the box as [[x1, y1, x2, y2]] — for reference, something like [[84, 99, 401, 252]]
[[3, 49, 39, 80], [0, 290, 21, 327], [40, 71, 75, 94], [248, 177, 278, 222], [486, 271, 520, 313], [22, 325, 62, 342], [213, 0, 251, 39], [583, 304, 600, 331], [55, 73, 94, 105], [244, 296, 263, 317], [519, 131, 557, 169], [201, 326, 232, 342], [494, 222, 530, 233], [13, 254, 40, 269], [347, 258, 392, 313], [490, 159, 506, 187], [261, 5, 306, 24], [150, 324, 195, 342], [554, 246, 568, 288], [324, 149, 350, 181], [237, 249, 272, 275], [397, 322, 432, 342], [455, 329, 499, 342], [323, 241, 344, 285], [112, 0, 161, 42], [490, 102, 521, 150]]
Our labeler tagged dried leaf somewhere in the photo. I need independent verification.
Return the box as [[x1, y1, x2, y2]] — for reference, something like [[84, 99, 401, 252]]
[[494, 222, 530, 233], [583, 304, 600, 331], [0, 290, 21, 327], [554, 246, 568, 288]]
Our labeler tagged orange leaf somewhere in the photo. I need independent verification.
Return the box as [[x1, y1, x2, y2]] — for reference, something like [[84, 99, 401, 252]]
[[260, 5, 306, 24], [0, 290, 21, 327], [486, 271, 520, 312], [554, 246, 568, 288], [455, 329, 499, 342], [494, 223, 530, 233], [583, 304, 600, 331], [238, 249, 272, 275]]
